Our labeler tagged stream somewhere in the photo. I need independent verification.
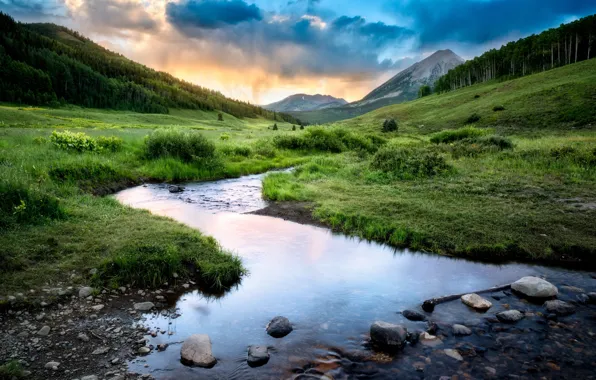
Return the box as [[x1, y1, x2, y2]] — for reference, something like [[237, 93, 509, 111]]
[[115, 171, 596, 379]]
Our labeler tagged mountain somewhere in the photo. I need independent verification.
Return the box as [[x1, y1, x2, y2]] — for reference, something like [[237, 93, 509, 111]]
[[358, 49, 464, 107], [288, 50, 464, 124], [0, 12, 300, 123], [264, 94, 348, 112]]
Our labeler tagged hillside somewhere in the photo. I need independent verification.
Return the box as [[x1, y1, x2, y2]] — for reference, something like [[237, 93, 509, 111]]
[[0, 12, 299, 123], [263, 94, 348, 112], [289, 50, 463, 124], [335, 56, 596, 133]]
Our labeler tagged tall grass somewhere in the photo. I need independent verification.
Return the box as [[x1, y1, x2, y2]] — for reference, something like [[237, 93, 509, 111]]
[[430, 126, 490, 144], [144, 129, 216, 162]]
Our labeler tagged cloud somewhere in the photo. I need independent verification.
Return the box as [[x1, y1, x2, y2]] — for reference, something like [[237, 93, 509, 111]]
[[166, 0, 262, 29], [81, 0, 158, 32], [393, 0, 596, 47], [0, 0, 69, 21], [165, 0, 415, 78]]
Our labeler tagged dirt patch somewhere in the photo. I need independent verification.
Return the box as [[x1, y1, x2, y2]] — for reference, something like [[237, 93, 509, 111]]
[[248, 201, 328, 228]]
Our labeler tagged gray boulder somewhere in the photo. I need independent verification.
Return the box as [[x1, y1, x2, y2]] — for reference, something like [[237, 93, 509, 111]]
[[169, 185, 185, 193], [461, 293, 492, 311], [247, 345, 270, 367], [370, 321, 407, 350], [544, 300, 575, 316], [511, 276, 558, 298], [180, 334, 216, 368], [402, 309, 426, 321], [496, 310, 525, 323], [133, 302, 155, 311], [79, 287, 94, 298], [37, 325, 51, 336], [452, 324, 472, 336], [266, 316, 293, 338]]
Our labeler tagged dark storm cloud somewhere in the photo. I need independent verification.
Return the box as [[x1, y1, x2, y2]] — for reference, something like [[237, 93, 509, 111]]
[[166, 0, 415, 77], [0, 0, 68, 21], [166, 0, 262, 29], [394, 0, 596, 46]]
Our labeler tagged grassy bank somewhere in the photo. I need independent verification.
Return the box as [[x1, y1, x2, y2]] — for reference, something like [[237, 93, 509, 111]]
[[0, 109, 305, 294], [262, 61, 596, 266]]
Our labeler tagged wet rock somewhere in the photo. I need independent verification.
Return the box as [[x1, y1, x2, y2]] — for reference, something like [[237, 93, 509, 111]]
[[45, 361, 60, 370], [91, 304, 104, 311], [78, 333, 90, 342], [426, 321, 439, 335], [575, 294, 589, 304], [452, 324, 472, 336], [247, 345, 270, 367], [169, 185, 185, 193], [82, 376, 99, 380], [485, 367, 497, 376], [157, 344, 169, 352], [138, 347, 151, 355], [444, 349, 463, 361], [180, 334, 217, 368], [370, 321, 407, 350], [406, 329, 423, 345], [79, 287, 94, 298], [419, 332, 442, 347], [491, 291, 507, 300], [37, 325, 51, 336], [266, 316, 293, 338], [587, 292, 596, 304], [133, 302, 155, 311], [561, 285, 584, 293], [496, 310, 525, 323], [544, 300, 575, 316], [461, 293, 492, 311], [511, 277, 558, 298], [92, 347, 110, 355], [402, 309, 426, 321]]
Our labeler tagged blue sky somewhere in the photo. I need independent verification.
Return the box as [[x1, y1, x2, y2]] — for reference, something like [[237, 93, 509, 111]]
[[1, 0, 596, 103]]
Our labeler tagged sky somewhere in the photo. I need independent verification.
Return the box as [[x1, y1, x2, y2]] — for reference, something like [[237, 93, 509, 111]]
[[1, 0, 596, 104]]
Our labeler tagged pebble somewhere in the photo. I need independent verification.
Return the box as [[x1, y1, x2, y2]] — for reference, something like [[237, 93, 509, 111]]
[[452, 324, 472, 336], [133, 302, 155, 311], [461, 293, 492, 311], [79, 287, 94, 298], [37, 325, 51, 336], [45, 361, 60, 370], [444, 349, 463, 361]]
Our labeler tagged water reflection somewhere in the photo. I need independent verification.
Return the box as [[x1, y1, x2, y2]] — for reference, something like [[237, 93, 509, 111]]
[[116, 174, 592, 379]]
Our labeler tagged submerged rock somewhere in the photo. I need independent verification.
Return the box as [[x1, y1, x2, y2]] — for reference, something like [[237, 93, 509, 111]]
[[133, 302, 155, 311], [402, 309, 427, 321], [169, 185, 185, 193], [419, 332, 442, 347], [266, 316, 293, 338], [247, 345, 270, 367], [452, 324, 472, 336], [180, 334, 216, 368], [370, 321, 407, 350], [461, 293, 492, 311], [588, 292, 596, 304], [511, 276, 558, 298], [544, 300, 575, 316], [444, 348, 463, 361], [496, 310, 525, 323]]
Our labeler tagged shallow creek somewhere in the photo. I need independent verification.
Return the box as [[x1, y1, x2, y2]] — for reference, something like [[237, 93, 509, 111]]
[[115, 172, 595, 379]]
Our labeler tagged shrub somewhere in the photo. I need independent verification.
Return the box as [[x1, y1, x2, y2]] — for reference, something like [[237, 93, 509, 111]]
[[493, 105, 506, 112], [253, 142, 278, 158], [304, 128, 346, 152], [50, 130, 98, 152], [550, 146, 577, 159], [274, 128, 385, 154], [220, 133, 230, 141], [370, 146, 451, 179], [418, 85, 432, 98], [272, 124, 278, 130], [273, 134, 306, 150], [430, 127, 489, 144], [144, 129, 216, 163], [292, 125, 296, 131], [218, 113, 223, 121], [477, 135, 513, 150], [0, 180, 64, 229], [33, 136, 47, 145], [219, 144, 253, 157], [382, 119, 398, 132], [474, 94, 481, 99], [96, 136, 123, 152], [300, 125, 304, 130], [465, 113, 481, 124]]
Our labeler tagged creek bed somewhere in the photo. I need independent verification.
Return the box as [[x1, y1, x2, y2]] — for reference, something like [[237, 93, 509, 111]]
[[116, 172, 596, 379]]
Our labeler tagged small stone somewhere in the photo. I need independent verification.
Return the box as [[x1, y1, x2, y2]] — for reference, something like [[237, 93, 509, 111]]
[[419, 332, 442, 347], [370, 321, 407, 350], [79, 287, 94, 298], [444, 349, 463, 361], [138, 347, 151, 355], [92, 347, 110, 355], [180, 334, 216, 367], [45, 361, 60, 370], [461, 293, 492, 311], [82, 376, 99, 380], [111, 358, 120, 365], [157, 344, 169, 352], [452, 324, 472, 336], [485, 367, 497, 376], [247, 345, 270, 367], [78, 333, 90, 342], [37, 325, 51, 336], [266, 316, 293, 338], [511, 277, 558, 298], [169, 185, 185, 193], [544, 300, 575, 316], [402, 309, 426, 321], [133, 302, 155, 311], [91, 304, 104, 311], [496, 310, 525, 323]]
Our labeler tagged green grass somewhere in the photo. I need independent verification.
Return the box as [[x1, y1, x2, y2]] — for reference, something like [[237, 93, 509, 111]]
[[0, 361, 25, 379]]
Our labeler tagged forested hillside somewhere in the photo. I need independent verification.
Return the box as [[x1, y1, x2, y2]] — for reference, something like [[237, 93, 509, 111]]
[[0, 12, 300, 122], [435, 14, 596, 92]]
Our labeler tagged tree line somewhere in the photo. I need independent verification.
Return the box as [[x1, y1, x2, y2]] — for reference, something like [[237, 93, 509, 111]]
[[435, 14, 596, 93], [0, 12, 301, 123]]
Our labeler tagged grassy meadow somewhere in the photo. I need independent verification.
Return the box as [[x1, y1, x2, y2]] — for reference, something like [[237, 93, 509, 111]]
[[1, 58, 596, 296]]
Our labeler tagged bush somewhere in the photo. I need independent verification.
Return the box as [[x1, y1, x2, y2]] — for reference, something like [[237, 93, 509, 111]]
[[382, 119, 398, 132], [418, 85, 432, 98], [370, 146, 451, 179], [219, 144, 253, 157], [50, 130, 98, 152], [253, 142, 278, 158], [218, 113, 223, 121], [449, 135, 513, 158], [274, 128, 385, 154], [0, 180, 64, 229], [430, 127, 489, 144], [272, 124, 278, 130], [144, 129, 216, 163], [96, 136, 123, 152], [292, 125, 296, 131], [33, 136, 47, 145], [550, 146, 577, 159], [474, 94, 481, 99], [465, 113, 481, 124], [300, 125, 304, 130], [493, 105, 506, 112], [220, 133, 230, 141]]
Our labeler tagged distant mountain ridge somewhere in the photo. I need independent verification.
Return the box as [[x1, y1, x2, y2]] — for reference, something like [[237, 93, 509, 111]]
[[263, 94, 348, 112], [287, 49, 464, 124]]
